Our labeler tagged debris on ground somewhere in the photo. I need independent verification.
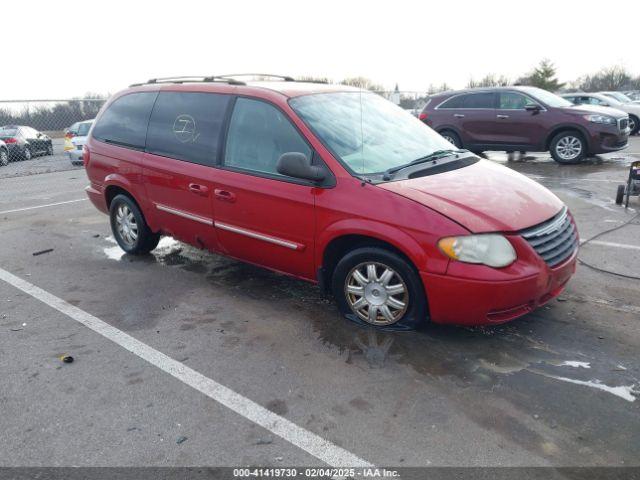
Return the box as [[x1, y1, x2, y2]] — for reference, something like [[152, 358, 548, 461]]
[[32, 248, 54, 256], [176, 436, 188, 444], [60, 355, 74, 363], [255, 436, 274, 445]]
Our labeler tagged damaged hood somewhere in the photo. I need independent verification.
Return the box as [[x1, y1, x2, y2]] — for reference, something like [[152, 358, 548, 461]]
[[378, 159, 563, 233]]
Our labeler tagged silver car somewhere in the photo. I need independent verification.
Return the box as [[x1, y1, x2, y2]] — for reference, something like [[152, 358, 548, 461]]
[[65, 120, 93, 165], [562, 92, 640, 135]]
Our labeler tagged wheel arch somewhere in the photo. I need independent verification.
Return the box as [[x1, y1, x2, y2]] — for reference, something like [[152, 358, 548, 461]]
[[545, 124, 591, 151], [317, 223, 427, 292]]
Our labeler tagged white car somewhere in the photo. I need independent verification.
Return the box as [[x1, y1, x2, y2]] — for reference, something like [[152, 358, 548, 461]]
[[562, 92, 640, 135], [64, 120, 93, 165]]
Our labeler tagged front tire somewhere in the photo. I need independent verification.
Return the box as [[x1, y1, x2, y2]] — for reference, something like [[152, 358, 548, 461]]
[[109, 194, 160, 254], [23, 146, 32, 161], [550, 131, 586, 164], [46, 142, 54, 155], [331, 247, 427, 330]]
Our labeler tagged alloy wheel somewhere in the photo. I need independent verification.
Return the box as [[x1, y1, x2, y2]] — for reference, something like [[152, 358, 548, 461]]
[[115, 204, 139, 246], [555, 136, 582, 161], [344, 262, 409, 326]]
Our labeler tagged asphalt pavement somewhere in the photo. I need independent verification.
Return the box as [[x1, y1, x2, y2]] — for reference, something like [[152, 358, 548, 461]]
[[0, 137, 639, 470]]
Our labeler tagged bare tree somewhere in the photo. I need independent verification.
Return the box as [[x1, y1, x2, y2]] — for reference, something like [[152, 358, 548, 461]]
[[467, 74, 511, 89]]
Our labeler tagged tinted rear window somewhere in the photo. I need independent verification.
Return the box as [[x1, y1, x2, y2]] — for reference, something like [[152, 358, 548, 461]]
[[463, 92, 494, 108], [146, 92, 230, 166], [92, 92, 158, 149], [437, 95, 465, 109]]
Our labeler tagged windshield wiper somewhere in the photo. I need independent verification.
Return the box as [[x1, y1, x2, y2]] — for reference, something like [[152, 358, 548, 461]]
[[382, 149, 467, 180]]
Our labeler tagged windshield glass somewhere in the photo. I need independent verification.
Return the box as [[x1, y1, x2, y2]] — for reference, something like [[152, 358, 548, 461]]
[[77, 122, 93, 136], [519, 87, 572, 108], [289, 92, 455, 175], [605, 92, 632, 103]]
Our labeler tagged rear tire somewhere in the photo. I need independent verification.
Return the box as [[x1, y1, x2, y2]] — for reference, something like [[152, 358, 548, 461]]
[[109, 194, 160, 255], [439, 130, 462, 149], [331, 247, 427, 330], [616, 185, 626, 205], [0, 149, 7, 166], [23, 146, 32, 161], [550, 131, 586, 164]]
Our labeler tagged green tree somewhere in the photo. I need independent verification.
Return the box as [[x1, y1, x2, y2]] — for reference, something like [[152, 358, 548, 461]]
[[517, 59, 565, 91]]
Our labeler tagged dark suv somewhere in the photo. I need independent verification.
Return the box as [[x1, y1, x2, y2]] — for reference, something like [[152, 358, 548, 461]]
[[420, 86, 630, 163]]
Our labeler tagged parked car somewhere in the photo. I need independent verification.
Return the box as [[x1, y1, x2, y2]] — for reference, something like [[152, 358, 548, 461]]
[[65, 120, 93, 165], [0, 125, 54, 161], [0, 140, 8, 166], [622, 91, 640, 103], [420, 86, 630, 163], [563, 92, 640, 135], [84, 76, 579, 330]]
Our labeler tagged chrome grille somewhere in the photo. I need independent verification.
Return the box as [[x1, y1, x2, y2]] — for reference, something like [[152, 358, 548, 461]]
[[519, 207, 578, 267], [620, 118, 629, 131]]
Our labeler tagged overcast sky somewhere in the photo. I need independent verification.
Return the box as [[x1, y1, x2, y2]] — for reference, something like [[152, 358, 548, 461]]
[[2, 0, 639, 100]]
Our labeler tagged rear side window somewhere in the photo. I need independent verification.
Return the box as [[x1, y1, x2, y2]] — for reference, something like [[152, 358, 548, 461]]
[[92, 92, 158, 150], [146, 92, 230, 166], [437, 95, 465, 109], [463, 92, 494, 108], [224, 98, 311, 177]]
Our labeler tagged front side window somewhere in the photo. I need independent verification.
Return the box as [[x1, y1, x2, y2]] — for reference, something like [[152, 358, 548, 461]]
[[146, 92, 230, 166], [224, 98, 311, 176], [290, 92, 456, 175], [499, 92, 538, 110], [519, 87, 572, 108], [92, 92, 158, 149]]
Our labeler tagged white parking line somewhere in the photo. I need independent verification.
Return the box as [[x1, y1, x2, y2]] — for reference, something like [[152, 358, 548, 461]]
[[580, 240, 640, 251], [0, 267, 372, 468], [0, 198, 87, 215]]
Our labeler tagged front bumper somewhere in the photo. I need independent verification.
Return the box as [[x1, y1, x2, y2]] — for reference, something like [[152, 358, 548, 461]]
[[421, 243, 578, 326], [588, 126, 630, 154]]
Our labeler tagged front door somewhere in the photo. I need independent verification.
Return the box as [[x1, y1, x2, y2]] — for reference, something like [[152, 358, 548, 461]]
[[142, 91, 231, 250], [493, 92, 547, 149], [213, 97, 317, 280]]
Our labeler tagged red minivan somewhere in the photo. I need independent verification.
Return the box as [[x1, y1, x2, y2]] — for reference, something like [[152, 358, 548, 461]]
[[84, 76, 579, 329]]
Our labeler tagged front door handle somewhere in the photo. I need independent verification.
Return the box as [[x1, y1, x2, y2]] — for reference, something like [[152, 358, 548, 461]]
[[453, 114, 465, 118], [214, 189, 236, 203], [188, 183, 209, 196], [497, 114, 510, 119]]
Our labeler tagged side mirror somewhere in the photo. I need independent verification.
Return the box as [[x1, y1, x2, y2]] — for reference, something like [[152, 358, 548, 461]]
[[277, 152, 326, 182], [525, 104, 541, 112]]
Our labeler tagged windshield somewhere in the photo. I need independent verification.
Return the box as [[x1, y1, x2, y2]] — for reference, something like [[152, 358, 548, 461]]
[[604, 92, 632, 103], [77, 122, 93, 136], [519, 87, 572, 108], [289, 92, 455, 175]]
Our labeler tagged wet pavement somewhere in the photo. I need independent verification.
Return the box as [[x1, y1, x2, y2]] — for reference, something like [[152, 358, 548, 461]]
[[0, 137, 639, 467]]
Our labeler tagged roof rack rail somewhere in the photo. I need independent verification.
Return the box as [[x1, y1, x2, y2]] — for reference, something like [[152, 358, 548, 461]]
[[129, 76, 246, 87], [217, 73, 295, 82]]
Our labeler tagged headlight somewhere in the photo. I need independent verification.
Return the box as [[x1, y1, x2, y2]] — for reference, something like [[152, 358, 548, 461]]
[[438, 234, 516, 268], [584, 114, 616, 125]]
